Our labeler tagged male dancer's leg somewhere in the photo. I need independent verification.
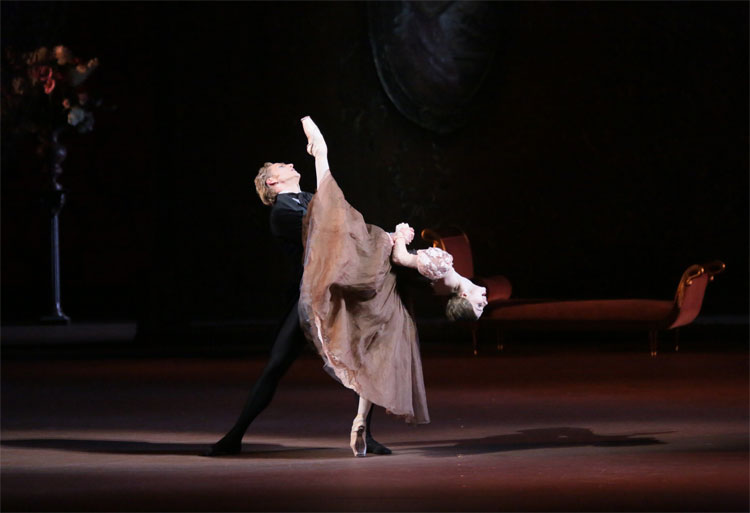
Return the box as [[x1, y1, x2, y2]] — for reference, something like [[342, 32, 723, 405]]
[[359, 396, 392, 455], [204, 300, 305, 456]]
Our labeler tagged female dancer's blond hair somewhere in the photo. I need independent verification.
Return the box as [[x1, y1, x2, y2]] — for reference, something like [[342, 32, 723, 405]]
[[445, 295, 477, 321]]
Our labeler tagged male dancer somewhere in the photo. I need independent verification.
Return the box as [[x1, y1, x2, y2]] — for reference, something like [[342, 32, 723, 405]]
[[204, 120, 391, 456]]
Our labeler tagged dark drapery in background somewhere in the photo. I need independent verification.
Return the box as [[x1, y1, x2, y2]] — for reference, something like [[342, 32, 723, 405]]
[[1, 2, 747, 341]]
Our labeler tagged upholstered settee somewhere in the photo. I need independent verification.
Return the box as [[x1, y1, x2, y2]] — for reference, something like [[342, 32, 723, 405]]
[[421, 228, 725, 356]]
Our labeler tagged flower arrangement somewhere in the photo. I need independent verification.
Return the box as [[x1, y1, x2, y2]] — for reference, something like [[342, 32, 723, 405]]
[[1, 44, 101, 136]]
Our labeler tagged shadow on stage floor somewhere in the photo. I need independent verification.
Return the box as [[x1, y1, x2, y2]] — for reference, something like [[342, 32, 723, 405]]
[[3, 427, 667, 459]]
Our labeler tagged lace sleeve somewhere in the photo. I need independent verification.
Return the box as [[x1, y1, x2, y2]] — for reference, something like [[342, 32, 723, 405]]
[[416, 247, 454, 281]]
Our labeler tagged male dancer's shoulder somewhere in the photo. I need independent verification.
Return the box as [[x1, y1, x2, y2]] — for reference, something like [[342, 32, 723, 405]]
[[270, 195, 306, 241], [300, 191, 314, 205]]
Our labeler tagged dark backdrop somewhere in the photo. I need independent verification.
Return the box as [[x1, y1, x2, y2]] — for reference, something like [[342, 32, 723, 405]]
[[2, 2, 747, 339]]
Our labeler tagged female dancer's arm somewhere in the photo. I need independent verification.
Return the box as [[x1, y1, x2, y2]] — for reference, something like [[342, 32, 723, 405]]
[[392, 230, 460, 291], [390, 223, 487, 317]]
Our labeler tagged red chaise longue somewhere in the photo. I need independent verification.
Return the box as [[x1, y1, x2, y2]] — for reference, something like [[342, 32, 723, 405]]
[[421, 228, 726, 356]]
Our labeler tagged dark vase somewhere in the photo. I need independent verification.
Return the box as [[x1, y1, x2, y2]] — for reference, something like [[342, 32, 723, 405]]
[[40, 126, 70, 324]]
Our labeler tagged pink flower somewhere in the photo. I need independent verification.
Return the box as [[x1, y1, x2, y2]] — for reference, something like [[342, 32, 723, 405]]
[[44, 78, 56, 95], [62, 98, 71, 109], [28, 65, 51, 86], [32, 66, 56, 94]]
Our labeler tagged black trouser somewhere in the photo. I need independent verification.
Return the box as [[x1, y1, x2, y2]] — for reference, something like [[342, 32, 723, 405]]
[[222, 300, 307, 441], [221, 299, 376, 442]]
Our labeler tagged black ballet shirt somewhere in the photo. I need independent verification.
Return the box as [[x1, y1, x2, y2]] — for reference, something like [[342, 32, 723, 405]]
[[270, 191, 314, 301]]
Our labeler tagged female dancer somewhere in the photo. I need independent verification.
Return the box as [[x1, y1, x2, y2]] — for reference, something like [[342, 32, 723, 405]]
[[299, 117, 487, 456]]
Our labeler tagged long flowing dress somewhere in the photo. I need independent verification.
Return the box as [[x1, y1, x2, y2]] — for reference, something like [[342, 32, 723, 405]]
[[298, 173, 430, 424]]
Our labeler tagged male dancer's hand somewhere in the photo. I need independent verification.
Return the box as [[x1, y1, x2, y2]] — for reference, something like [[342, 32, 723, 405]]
[[394, 223, 415, 245]]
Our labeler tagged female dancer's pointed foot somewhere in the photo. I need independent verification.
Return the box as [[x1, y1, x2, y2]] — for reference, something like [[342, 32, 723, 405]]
[[351, 426, 366, 457], [350, 415, 367, 457], [301, 116, 327, 158], [366, 436, 392, 455], [203, 437, 241, 457]]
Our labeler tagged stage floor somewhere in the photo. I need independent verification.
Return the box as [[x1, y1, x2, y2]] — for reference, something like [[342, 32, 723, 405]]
[[2, 349, 748, 512]]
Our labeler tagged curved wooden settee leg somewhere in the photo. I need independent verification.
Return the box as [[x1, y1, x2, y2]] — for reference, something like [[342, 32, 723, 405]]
[[649, 330, 658, 357]]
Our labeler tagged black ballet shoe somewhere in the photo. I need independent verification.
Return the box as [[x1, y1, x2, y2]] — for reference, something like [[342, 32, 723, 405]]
[[202, 438, 241, 457], [366, 436, 392, 455]]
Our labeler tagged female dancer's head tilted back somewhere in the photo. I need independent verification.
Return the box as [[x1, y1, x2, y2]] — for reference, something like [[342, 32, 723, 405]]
[[443, 274, 487, 321], [446, 293, 483, 321]]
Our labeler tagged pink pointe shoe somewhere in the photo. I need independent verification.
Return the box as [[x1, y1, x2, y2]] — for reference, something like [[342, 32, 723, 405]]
[[350, 415, 367, 457], [300, 116, 327, 158]]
